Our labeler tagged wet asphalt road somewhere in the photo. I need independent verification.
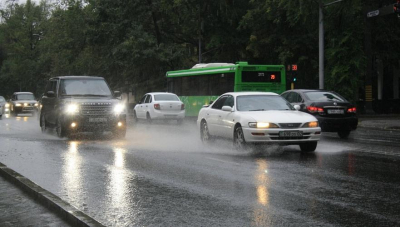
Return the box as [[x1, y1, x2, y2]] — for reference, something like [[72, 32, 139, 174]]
[[0, 114, 400, 227]]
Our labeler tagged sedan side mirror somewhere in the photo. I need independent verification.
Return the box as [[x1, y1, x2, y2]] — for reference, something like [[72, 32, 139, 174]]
[[222, 106, 233, 112], [294, 105, 301, 111], [46, 91, 55, 98]]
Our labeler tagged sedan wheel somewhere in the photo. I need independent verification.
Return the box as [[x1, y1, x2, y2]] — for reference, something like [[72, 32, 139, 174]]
[[200, 121, 211, 143], [146, 112, 152, 124], [132, 111, 138, 123], [234, 126, 246, 149], [338, 130, 351, 139], [299, 142, 317, 152]]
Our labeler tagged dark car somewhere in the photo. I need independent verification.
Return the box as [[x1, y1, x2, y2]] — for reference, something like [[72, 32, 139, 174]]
[[39, 76, 126, 138], [9, 92, 39, 116], [281, 89, 357, 138]]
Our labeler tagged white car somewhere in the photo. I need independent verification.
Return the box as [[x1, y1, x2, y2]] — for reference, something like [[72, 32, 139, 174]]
[[133, 92, 185, 123], [197, 92, 321, 152]]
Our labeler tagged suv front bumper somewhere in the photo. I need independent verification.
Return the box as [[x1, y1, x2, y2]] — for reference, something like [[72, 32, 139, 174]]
[[62, 114, 126, 132]]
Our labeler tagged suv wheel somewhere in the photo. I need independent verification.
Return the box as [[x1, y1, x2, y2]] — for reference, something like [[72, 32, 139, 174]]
[[40, 114, 47, 133], [56, 117, 68, 138], [114, 129, 126, 139]]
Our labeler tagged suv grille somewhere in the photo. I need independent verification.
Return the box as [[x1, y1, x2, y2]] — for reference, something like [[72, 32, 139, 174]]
[[80, 105, 112, 116]]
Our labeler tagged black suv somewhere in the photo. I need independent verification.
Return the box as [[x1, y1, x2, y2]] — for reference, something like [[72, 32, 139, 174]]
[[39, 76, 126, 138]]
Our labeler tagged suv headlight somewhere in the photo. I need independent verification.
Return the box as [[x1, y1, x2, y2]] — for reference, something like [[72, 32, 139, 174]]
[[15, 103, 22, 107], [113, 104, 125, 114], [66, 104, 79, 114]]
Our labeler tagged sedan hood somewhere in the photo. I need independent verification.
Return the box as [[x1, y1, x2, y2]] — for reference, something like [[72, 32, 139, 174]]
[[244, 110, 317, 123], [13, 100, 37, 104]]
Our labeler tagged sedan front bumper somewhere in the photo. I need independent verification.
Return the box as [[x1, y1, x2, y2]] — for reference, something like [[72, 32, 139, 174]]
[[242, 127, 321, 144]]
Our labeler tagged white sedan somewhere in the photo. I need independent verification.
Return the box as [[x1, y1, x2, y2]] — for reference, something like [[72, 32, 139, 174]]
[[133, 92, 185, 123], [197, 92, 321, 152]]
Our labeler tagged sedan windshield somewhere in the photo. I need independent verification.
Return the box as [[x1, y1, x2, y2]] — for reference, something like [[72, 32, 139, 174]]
[[16, 94, 35, 100], [305, 91, 346, 102], [60, 79, 112, 96], [237, 95, 294, 111], [154, 94, 180, 101]]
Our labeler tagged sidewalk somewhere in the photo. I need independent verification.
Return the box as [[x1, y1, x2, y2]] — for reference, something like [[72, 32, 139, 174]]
[[0, 175, 71, 227], [0, 162, 104, 227], [358, 114, 400, 131]]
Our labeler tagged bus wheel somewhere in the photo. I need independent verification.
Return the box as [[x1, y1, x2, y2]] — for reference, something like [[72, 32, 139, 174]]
[[146, 112, 152, 124], [200, 121, 211, 143], [234, 126, 247, 150]]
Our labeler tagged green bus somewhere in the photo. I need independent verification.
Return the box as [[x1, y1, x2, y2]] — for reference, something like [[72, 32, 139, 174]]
[[166, 61, 286, 116]]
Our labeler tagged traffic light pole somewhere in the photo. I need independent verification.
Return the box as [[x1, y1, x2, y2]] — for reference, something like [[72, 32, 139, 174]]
[[318, 0, 344, 90]]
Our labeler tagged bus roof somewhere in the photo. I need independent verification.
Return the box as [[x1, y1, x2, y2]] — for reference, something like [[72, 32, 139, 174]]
[[166, 62, 284, 78]]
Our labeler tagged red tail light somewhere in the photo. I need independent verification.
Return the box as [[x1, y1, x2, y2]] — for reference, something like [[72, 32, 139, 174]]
[[307, 106, 324, 113], [154, 103, 160, 110], [347, 107, 356, 113], [181, 104, 185, 110]]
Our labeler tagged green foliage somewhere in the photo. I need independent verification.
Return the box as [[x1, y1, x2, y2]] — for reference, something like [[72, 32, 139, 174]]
[[0, 0, 399, 102]]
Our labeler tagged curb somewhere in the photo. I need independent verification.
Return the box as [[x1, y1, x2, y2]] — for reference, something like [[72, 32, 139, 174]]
[[0, 162, 105, 227]]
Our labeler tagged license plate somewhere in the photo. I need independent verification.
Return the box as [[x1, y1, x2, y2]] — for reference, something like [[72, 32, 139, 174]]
[[279, 131, 303, 137], [327, 109, 344, 114], [89, 117, 107, 123]]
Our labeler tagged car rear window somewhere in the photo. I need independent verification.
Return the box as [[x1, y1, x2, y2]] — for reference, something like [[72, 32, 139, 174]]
[[154, 94, 179, 101], [304, 91, 346, 102]]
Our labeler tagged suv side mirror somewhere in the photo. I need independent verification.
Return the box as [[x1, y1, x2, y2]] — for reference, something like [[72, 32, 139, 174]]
[[294, 105, 301, 111], [46, 91, 55, 98], [114, 91, 121, 98]]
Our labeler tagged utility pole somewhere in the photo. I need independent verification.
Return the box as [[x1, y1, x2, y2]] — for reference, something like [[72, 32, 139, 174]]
[[318, 0, 344, 90]]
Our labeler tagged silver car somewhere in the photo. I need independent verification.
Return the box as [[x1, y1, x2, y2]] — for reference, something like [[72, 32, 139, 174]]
[[0, 96, 6, 118], [9, 92, 39, 116]]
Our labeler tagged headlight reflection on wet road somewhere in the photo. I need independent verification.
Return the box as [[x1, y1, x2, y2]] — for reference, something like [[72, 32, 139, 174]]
[[252, 159, 271, 226], [62, 141, 84, 206]]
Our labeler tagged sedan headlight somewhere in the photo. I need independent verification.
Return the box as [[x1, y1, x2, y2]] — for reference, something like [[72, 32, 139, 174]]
[[113, 104, 125, 114], [248, 122, 279, 128], [302, 121, 319, 128], [15, 103, 22, 107], [66, 104, 79, 114]]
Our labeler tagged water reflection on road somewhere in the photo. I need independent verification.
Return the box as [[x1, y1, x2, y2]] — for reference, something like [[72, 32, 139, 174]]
[[63, 141, 84, 205]]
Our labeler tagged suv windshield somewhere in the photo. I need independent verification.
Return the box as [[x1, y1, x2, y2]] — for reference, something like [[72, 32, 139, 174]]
[[305, 91, 346, 102], [17, 94, 35, 100], [154, 94, 179, 101], [237, 95, 294, 111], [60, 79, 112, 96]]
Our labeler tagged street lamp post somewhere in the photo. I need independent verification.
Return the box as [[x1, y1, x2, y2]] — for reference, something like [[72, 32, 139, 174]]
[[319, 0, 344, 89]]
